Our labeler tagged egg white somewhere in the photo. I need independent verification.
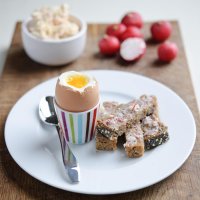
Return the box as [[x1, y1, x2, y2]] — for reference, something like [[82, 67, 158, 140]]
[[58, 71, 97, 92]]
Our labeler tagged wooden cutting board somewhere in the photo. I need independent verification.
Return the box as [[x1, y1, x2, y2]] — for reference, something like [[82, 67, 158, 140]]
[[0, 21, 200, 200]]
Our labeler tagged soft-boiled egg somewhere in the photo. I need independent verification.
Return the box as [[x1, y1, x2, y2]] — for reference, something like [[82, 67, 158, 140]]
[[55, 71, 99, 112]]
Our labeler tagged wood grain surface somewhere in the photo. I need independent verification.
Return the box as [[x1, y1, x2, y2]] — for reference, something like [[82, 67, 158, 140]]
[[0, 21, 200, 200]]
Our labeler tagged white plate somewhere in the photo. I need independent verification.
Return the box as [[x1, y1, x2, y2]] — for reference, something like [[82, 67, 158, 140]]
[[5, 70, 196, 195]]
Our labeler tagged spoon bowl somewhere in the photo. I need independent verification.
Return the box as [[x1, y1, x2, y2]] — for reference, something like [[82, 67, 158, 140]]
[[39, 96, 58, 126]]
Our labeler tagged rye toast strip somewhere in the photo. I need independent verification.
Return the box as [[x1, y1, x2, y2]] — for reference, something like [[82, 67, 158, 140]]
[[124, 124, 144, 157], [97, 95, 158, 138], [142, 115, 169, 150], [96, 131, 118, 151]]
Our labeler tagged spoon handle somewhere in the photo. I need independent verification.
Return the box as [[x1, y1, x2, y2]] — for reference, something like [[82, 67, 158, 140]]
[[55, 125, 65, 155], [55, 124, 80, 183]]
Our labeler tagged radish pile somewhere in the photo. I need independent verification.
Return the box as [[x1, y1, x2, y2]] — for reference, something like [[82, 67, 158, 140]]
[[98, 12, 178, 63], [99, 12, 145, 62]]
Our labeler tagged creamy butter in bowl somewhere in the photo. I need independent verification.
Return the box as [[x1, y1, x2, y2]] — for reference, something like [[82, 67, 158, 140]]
[[21, 4, 87, 66]]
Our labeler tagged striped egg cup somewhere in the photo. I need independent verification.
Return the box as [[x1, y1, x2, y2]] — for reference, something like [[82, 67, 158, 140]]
[[54, 100, 100, 144]]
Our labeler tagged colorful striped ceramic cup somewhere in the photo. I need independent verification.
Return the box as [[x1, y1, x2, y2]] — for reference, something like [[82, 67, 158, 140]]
[[54, 99, 100, 144]]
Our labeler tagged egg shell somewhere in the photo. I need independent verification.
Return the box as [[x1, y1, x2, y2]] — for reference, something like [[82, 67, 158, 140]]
[[55, 79, 99, 112]]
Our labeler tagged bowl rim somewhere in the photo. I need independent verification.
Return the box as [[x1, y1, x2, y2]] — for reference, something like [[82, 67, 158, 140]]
[[22, 14, 87, 43]]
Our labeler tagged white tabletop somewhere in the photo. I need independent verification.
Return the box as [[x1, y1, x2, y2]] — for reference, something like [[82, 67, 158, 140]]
[[1, 0, 200, 109]]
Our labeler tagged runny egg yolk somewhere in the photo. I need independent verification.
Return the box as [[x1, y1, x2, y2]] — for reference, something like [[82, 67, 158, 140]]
[[66, 74, 89, 88]]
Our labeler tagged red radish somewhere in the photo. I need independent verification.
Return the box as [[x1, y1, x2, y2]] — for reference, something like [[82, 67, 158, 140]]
[[121, 12, 143, 28], [98, 35, 120, 56], [120, 26, 143, 41], [106, 24, 127, 39], [158, 42, 178, 62], [151, 21, 172, 42], [120, 38, 146, 61]]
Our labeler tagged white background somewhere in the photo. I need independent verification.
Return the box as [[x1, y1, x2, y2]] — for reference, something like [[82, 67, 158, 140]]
[[0, 0, 200, 109]]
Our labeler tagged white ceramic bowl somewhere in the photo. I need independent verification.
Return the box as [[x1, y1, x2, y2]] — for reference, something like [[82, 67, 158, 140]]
[[21, 15, 87, 66]]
